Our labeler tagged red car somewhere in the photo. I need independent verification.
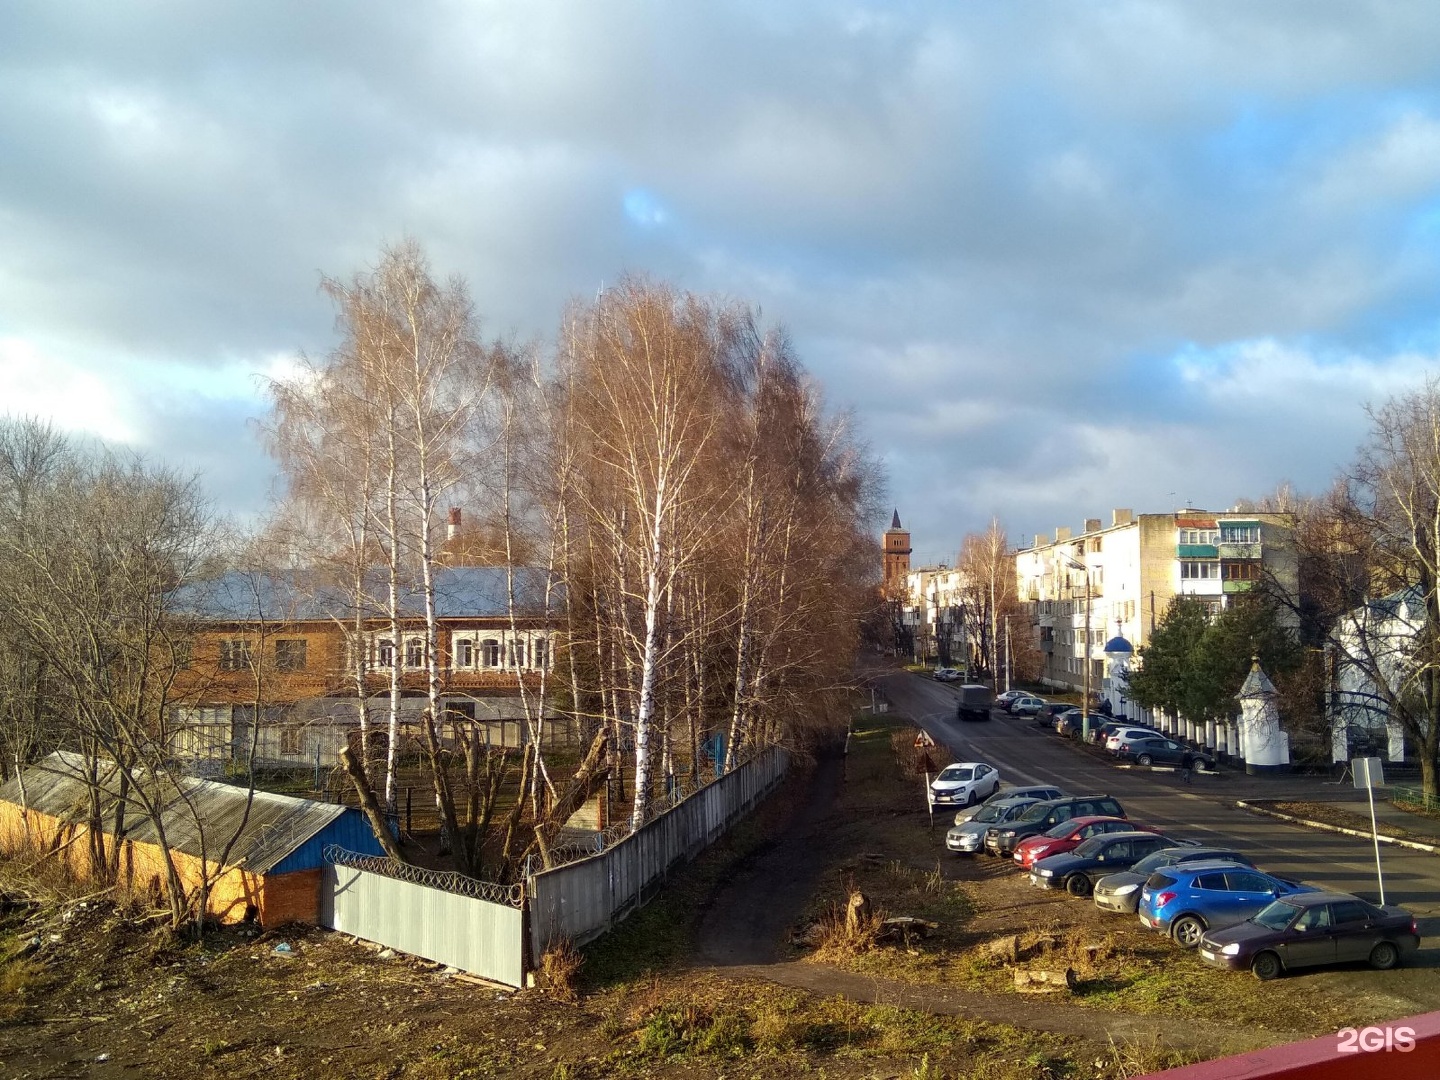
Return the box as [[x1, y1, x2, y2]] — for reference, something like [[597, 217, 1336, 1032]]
[[1012, 816, 1157, 868]]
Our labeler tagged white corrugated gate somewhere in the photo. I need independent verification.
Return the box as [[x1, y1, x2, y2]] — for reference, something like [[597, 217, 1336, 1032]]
[[320, 853, 526, 987]]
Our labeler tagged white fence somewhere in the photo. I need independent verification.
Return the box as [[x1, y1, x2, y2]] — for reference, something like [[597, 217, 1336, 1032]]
[[317, 748, 790, 986], [320, 850, 526, 987], [527, 747, 790, 957]]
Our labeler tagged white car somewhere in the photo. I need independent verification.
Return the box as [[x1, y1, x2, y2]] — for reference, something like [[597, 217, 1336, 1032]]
[[928, 761, 1001, 808], [1105, 726, 1161, 753]]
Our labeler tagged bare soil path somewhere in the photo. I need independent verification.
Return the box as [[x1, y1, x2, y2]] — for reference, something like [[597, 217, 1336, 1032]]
[[691, 742, 1300, 1056], [696, 752, 847, 966]]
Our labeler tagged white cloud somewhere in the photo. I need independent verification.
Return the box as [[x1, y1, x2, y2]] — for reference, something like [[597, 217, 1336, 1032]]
[[0, 336, 140, 444]]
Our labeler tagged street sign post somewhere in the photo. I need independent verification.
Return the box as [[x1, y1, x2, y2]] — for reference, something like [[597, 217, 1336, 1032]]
[[915, 730, 938, 829], [1353, 756, 1387, 905]]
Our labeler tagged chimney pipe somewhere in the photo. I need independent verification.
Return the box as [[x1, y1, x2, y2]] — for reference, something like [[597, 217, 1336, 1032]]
[[447, 507, 461, 541]]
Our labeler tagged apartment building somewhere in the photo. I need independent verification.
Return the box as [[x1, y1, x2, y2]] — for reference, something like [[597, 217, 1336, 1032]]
[[902, 565, 969, 667], [1015, 508, 1298, 709]]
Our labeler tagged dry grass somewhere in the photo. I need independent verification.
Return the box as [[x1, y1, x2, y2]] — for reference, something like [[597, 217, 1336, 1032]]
[[808, 897, 886, 959], [0, 955, 42, 1019], [538, 936, 584, 1001]]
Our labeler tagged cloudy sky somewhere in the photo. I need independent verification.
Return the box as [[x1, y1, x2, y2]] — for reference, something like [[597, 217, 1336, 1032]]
[[4, 2, 1440, 564]]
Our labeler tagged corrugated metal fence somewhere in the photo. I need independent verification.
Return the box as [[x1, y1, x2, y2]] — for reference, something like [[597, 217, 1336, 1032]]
[[320, 848, 526, 987], [527, 747, 790, 957], [318, 748, 789, 987]]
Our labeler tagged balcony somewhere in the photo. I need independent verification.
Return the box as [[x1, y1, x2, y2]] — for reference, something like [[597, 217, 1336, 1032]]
[[1218, 541, 1261, 560], [1176, 544, 1218, 558], [1222, 579, 1255, 594]]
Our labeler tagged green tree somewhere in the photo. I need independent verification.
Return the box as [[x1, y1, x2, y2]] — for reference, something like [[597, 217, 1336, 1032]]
[[1128, 596, 1300, 725]]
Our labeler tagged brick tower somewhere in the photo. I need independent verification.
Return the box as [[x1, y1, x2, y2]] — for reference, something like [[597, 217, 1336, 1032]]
[[882, 510, 912, 597]]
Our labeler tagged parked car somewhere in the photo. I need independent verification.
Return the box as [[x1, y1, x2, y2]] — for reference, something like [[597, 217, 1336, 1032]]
[[994, 690, 1028, 711], [1198, 892, 1420, 980], [1030, 831, 1177, 896], [985, 794, 1127, 856], [1034, 702, 1076, 728], [952, 784, 1066, 824], [1138, 862, 1318, 947], [928, 761, 1001, 808], [932, 667, 961, 682], [1012, 816, 1152, 869], [946, 796, 1043, 855], [1092, 720, 1157, 746], [1008, 695, 1046, 717], [1094, 846, 1254, 914], [1105, 726, 1166, 752], [1054, 710, 1087, 738], [1116, 734, 1214, 770]]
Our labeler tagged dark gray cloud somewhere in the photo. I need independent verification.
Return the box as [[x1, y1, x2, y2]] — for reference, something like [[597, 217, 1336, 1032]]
[[3, 1, 1440, 551]]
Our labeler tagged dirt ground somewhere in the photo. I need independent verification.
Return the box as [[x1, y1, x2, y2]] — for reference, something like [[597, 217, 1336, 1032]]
[[5, 707, 1438, 1078]]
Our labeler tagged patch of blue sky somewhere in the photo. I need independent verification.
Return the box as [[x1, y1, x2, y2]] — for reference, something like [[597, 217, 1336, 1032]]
[[1121, 339, 1225, 420], [622, 187, 670, 229]]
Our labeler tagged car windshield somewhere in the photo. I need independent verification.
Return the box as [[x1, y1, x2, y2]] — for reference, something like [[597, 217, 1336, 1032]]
[[972, 804, 1005, 823], [1017, 803, 1053, 823], [1072, 837, 1105, 857], [1041, 821, 1074, 838], [937, 766, 973, 782], [1252, 900, 1300, 931], [1131, 851, 1173, 874]]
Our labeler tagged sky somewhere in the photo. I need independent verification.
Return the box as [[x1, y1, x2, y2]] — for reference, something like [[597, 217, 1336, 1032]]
[[4, 2, 1440, 566]]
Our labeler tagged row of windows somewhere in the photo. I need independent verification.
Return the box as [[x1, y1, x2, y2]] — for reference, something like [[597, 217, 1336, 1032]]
[[1178, 528, 1218, 545], [215, 635, 551, 672], [372, 635, 550, 672], [1176, 525, 1261, 545], [218, 639, 307, 672], [1179, 561, 1261, 581]]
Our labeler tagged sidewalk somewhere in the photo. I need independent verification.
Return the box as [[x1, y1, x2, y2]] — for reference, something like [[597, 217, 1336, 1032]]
[[1210, 768, 1440, 849], [1079, 735, 1440, 846]]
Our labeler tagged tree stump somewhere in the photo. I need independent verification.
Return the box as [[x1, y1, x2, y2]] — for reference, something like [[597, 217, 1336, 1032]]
[[845, 890, 872, 938], [987, 934, 1020, 963], [1013, 967, 1078, 993]]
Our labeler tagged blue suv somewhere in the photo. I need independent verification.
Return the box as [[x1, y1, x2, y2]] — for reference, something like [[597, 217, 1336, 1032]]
[[1137, 861, 1317, 948]]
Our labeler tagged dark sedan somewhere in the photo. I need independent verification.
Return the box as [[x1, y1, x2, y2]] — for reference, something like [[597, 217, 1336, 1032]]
[[1029, 831, 1176, 896], [1116, 734, 1214, 769], [1093, 845, 1253, 914], [1198, 892, 1420, 980]]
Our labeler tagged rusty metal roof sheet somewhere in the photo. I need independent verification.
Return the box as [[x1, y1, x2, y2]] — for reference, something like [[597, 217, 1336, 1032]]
[[0, 751, 348, 875]]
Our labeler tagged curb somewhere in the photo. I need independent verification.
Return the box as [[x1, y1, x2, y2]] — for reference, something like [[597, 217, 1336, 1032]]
[[1235, 800, 1440, 854]]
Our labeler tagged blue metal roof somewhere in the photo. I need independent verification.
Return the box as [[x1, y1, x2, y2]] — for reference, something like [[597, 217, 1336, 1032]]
[[168, 566, 561, 622]]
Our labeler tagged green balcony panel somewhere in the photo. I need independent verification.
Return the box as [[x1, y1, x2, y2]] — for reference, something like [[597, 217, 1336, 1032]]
[[1222, 579, 1255, 593], [1177, 544, 1219, 558]]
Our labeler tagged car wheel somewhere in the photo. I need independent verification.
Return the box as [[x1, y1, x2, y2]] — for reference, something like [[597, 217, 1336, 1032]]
[[1369, 941, 1401, 971], [964, 789, 978, 807], [1065, 874, 1092, 897], [1251, 951, 1282, 981], [1136, 753, 1153, 767], [1170, 915, 1206, 948]]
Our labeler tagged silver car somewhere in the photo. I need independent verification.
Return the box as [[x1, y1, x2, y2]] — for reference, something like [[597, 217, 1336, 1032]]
[[952, 784, 1066, 824], [946, 796, 1043, 854]]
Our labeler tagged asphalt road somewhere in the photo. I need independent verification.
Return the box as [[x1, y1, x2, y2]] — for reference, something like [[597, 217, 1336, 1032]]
[[882, 670, 1440, 934]]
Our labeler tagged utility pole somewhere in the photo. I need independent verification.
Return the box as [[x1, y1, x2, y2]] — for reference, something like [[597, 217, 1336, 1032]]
[[1004, 618, 1012, 693], [1082, 573, 1092, 743], [1058, 550, 1092, 742]]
